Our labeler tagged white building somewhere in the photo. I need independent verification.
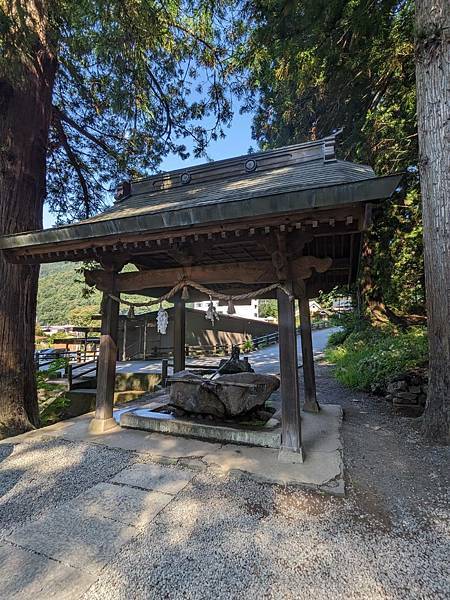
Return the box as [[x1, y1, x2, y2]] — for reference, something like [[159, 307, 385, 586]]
[[192, 299, 260, 320], [332, 296, 353, 312]]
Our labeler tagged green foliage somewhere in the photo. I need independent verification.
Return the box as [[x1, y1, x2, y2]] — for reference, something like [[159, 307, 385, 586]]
[[1, 1, 243, 222], [37, 263, 102, 325], [48, 0, 243, 221], [68, 305, 99, 327], [36, 360, 70, 425], [38, 262, 176, 325], [242, 338, 254, 352], [327, 312, 363, 346], [36, 358, 68, 389], [39, 394, 70, 427], [243, 0, 424, 316], [327, 329, 349, 347], [258, 299, 277, 319], [325, 324, 428, 390]]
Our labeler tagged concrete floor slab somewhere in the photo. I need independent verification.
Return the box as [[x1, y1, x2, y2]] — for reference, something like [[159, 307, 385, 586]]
[[6, 506, 137, 575], [0, 404, 343, 495], [111, 463, 195, 494], [0, 541, 96, 599], [202, 404, 344, 495], [90, 426, 222, 460], [14, 410, 221, 462], [66, 482, 173, 528], [301, 404, 343, 453], [203, 445, 344, 495]]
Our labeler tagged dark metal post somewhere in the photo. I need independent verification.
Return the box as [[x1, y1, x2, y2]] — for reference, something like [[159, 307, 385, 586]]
[[143, 321, 148, 360], [122, 318, 127, 361], [84, 331, 88, 362], [161, 358, 168, 387], [277, 285, 303, 462]]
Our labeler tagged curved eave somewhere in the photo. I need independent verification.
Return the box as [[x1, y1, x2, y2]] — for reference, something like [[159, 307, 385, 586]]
[[0, 173, 403, 257]]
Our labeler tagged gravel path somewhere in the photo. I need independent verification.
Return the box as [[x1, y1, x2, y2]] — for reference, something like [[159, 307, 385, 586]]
[[0, 354, 448, 599], [0, 438, 138, 531], [89, 359, 449, 599]]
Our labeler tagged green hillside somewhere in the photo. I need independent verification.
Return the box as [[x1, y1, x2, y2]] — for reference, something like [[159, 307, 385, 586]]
[[37, 263, 102, 325], [37, 262, 154, 325]]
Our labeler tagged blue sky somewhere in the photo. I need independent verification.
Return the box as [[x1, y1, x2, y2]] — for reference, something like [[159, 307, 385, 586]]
[[43, 108, 256, 228]]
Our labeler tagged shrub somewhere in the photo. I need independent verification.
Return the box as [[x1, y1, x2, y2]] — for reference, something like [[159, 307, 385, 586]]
[[327, 312, 365, 346], [325, 325, 428, 390], [327, 329, 349, 347], [242, 338, 254, 353]]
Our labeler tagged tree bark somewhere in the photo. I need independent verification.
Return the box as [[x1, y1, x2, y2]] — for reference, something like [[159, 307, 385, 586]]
[[0, 1, 57, 437], [415, 1, 450, 443], [358, 234, 391, 324]]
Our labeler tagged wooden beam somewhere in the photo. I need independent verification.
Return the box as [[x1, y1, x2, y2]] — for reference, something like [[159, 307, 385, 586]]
[[298, 295, 320, 413], [277, 284, 303, 461], [85, 255, 332, 293], [89, 291, 119, 433], [173, 295, 186, 373]]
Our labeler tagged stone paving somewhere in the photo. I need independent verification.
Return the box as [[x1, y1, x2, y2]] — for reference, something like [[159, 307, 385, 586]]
[[1, 458, 195, 597]]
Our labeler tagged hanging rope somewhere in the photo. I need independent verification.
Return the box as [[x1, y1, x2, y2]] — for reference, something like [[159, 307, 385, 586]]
[[105, 278, 293, 310]]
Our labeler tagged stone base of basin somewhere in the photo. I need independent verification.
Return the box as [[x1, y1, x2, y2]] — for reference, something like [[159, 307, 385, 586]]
[[120, 410, 281, 448]]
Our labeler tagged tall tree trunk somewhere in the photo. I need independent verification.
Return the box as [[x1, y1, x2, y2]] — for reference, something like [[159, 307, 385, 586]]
[[358, 233, 403, 326], [0, 1, 57, 437], [415, 1, 450, 443]]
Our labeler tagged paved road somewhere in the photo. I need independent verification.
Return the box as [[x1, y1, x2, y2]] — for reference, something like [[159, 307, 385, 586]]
[[248, 326, 339, 375], [110, 327, 340, 377]]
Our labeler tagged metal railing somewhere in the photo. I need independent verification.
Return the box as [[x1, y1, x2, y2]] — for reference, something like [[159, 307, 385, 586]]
[[35, 349, 99, 368], [67, 359, 98, 389], [248, 318, 332, 350], [251, 332, 279, 349]]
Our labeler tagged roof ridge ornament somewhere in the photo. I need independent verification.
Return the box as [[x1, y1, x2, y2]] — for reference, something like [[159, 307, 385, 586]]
[[245, 158, 257, 172], [114, 180, 131, 203], [323, 128, 343, 163]]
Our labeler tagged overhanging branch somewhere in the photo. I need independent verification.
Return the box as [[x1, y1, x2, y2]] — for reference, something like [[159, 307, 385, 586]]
[[53, 106, 119, 160], [53, 114, 91, 218]]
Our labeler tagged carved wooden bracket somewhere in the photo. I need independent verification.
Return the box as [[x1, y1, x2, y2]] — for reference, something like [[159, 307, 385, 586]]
[[291, 255, 332, 279]]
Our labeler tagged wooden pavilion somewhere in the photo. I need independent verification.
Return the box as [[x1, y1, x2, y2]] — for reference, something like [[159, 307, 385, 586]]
[[0, 134, 401, 461]]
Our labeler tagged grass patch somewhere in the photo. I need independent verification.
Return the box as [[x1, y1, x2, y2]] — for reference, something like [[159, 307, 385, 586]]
[[325, 323, 428, 390]]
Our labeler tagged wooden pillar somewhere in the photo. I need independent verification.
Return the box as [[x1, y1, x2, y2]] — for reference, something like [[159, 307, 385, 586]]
[[89, 291, 119, 433], [277, 285, 303, 462], [173, 295, 186, 373], [298, 295, 320, 413]]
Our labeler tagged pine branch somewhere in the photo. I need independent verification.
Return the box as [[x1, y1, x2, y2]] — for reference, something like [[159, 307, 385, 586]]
[[145, 66, 173, 138], [53, 114, 91, 218], [53, 106, 119, 160]]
